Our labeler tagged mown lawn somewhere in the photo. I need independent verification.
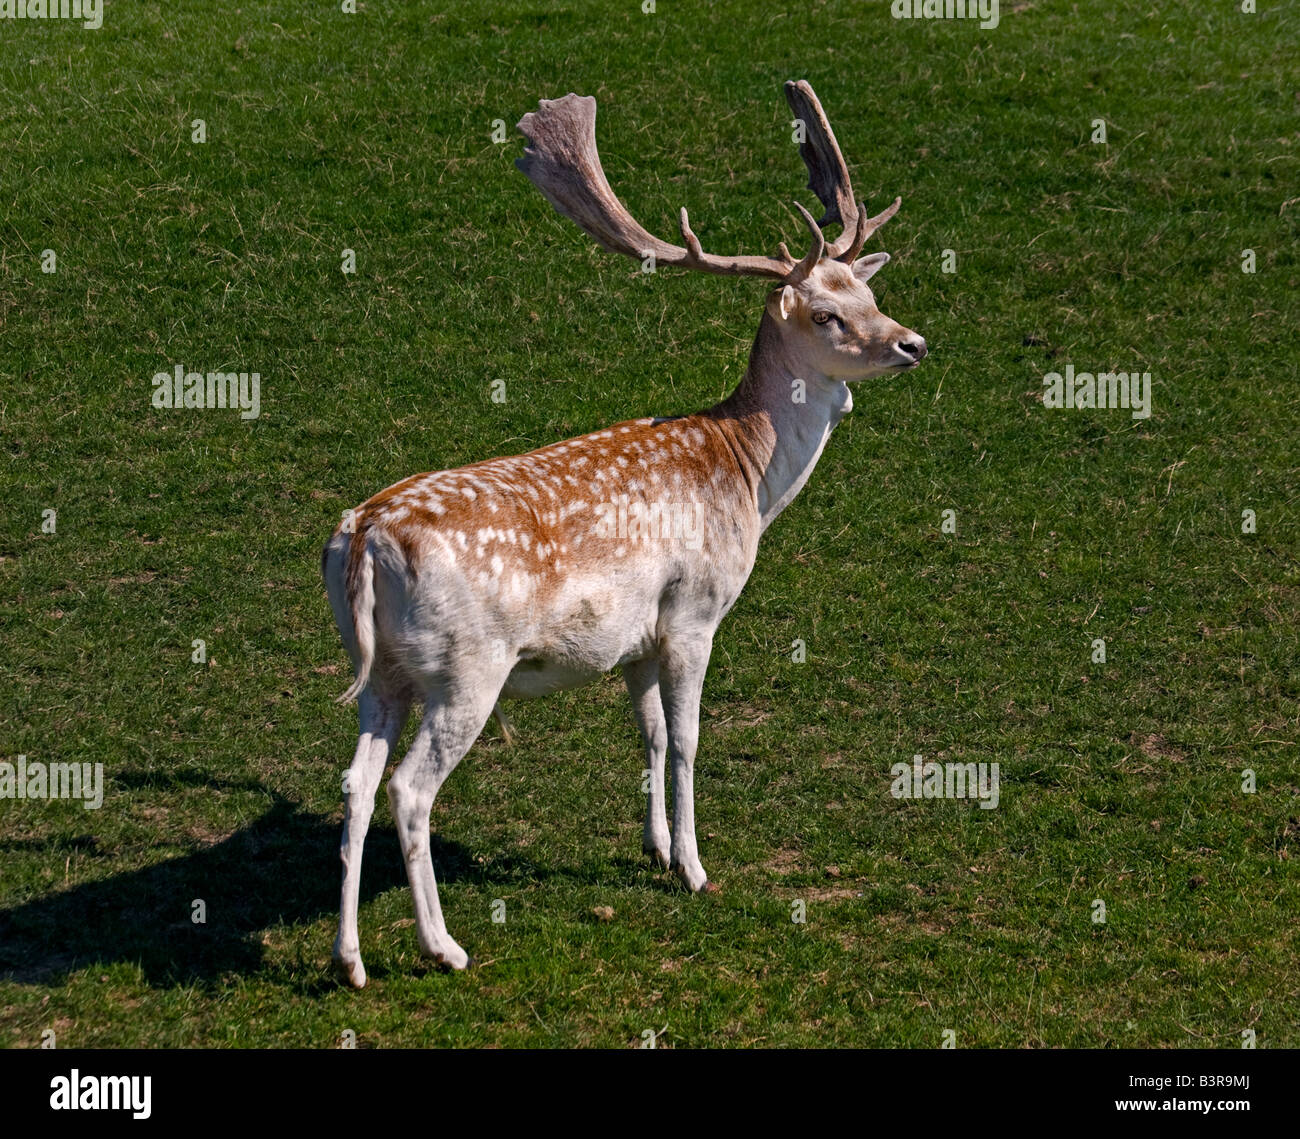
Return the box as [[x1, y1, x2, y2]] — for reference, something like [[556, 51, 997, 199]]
[[1, 0, 1296, 1047]]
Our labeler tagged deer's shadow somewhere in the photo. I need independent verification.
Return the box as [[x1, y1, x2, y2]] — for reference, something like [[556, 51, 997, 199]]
[[0, 781, 482, 989], [0, 765, 674, 989]]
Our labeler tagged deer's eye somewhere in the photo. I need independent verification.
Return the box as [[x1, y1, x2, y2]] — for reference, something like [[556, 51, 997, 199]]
[[812, 311, 835, 326]]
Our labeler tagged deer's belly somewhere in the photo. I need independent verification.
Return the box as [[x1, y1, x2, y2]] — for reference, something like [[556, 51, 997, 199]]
[[501, 608, 658, 699], [500, 657, 604, 699]]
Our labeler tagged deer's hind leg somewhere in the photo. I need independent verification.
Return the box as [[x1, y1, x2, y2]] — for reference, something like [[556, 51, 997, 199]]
[[386, 674, 503, 971], [334, 686, 410, 989]]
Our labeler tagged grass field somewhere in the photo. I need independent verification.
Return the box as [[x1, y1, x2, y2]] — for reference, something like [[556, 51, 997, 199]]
[[1, 0, 1297, 1048]]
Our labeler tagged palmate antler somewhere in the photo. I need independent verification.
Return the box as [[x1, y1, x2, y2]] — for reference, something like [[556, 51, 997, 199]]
[[515, 80, 900, 285], [783, 80, 901, 263]]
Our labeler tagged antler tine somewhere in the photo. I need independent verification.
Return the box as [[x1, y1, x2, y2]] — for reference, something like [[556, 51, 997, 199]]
[[784, 201, 825, 286], [837, 196, 902, 264], [517, 93, 793, 280]]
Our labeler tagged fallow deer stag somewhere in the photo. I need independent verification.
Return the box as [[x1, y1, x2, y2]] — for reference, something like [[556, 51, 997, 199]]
[[323, 80, 925, 987]]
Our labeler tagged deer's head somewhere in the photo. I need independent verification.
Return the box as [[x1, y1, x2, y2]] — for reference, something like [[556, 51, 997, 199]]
[[517, 80, 925, 384], [768, 231, 926, 383]]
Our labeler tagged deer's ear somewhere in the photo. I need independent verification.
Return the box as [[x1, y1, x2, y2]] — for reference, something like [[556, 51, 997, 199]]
[[851, 252, 890, 282], [778, 285, 797, 321]]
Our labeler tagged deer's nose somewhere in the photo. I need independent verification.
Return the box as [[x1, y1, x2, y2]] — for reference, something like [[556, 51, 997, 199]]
[[895, 334, 927, 363]]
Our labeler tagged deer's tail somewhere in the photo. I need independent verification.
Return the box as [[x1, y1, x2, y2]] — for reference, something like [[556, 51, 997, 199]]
[[337, 534, 376, 705]]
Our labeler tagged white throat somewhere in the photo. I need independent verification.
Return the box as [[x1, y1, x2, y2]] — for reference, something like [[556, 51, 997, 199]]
[[756, 372, 851, 530], [713, 312, 855, 534]]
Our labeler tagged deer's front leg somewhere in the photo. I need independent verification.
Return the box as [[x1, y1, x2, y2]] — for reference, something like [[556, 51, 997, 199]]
[[658, 633, 715, 892], [624, 658, 670, 867]]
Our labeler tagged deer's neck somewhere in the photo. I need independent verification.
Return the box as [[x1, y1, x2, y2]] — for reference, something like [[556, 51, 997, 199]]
[[704, 311, 852, 534]]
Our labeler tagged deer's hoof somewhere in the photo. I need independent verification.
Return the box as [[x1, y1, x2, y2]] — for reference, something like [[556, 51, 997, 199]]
[[333, 955, 367, 990], [425, 943, 472, 972], [671, 861, 709, 893]]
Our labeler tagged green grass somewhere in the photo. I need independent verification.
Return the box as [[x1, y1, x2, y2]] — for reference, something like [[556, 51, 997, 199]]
[[1, 0, 1297, 1048]]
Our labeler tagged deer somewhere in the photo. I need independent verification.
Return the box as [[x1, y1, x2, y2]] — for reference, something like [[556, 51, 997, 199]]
[[322, 80, 926, 988]]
